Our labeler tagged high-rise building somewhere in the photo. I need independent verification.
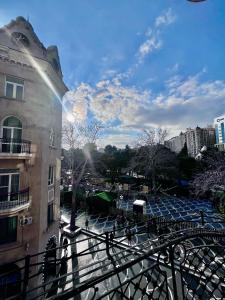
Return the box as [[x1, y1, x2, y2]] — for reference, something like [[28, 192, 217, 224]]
[[164, 132, 186, 153], [0, 16, 67, 275], [186, 126, 215, 157], [214, 115, 225, 151]]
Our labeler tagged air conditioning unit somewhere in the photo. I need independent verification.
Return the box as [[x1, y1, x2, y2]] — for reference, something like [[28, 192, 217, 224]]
[[19, 216, 32, 226]]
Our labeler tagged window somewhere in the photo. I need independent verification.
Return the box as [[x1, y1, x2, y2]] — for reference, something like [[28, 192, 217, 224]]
[[49, 128, 55, 147], [47, 203, 54, 225], [1, 116, 22, 153], [0, 216, 17, 245], [5, 76, 24, 100], [48, 166, 54, 186], [0, 170, 20, 201]]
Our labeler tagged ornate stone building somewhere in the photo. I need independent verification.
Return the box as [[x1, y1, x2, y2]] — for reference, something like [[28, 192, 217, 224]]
[[0, 16, 67, 274]]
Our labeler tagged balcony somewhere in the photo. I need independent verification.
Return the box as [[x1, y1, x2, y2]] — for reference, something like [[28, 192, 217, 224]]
[[0, 138, 31, 159], [0, 188, 30, 215]]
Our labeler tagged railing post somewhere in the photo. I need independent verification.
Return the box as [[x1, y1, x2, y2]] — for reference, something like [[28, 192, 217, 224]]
[[169, 245, 179, 300], [200, 210, 205, 226], [105, 232, 110, 257], [22, 255, 30, 298]]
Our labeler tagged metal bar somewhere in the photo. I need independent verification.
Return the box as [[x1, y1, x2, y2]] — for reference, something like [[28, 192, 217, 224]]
[[22, 255, 30, 298], [0, 138, 31, 154], [169, 245, 179, 300]]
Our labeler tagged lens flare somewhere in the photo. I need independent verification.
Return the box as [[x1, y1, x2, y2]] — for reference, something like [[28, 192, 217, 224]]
[[66, 113, 75, 123]]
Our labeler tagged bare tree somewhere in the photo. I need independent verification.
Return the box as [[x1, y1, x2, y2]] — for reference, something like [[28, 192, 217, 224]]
[[134, 128, 171, 192], [62, 121, 103, 232], [191, 151, 225, 198]]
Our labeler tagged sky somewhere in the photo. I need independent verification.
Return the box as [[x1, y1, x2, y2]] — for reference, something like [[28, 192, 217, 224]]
[[1, 0, 225, 148]]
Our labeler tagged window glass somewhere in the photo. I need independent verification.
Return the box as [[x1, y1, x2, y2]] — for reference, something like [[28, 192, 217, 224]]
[[47, 203, 54, 225], [2, 128, 12, 140], [11, 174, 19, 193], [16, 85, 23, 100], [48, 166, 54, 185], [49, 129, 55, 147], [5, 76, 24, 100], [0, 172, 19, 201], [0, 175, 9, 187], [3, 117, 22, 128], [6, 83, 13, 98], [0, 216, 17, 245], [0, 175, 9, 201]]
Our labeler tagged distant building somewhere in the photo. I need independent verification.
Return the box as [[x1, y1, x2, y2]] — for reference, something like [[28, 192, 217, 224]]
[[214, 115, 225, 151], [186, 126, 215, 157], [0, 16, 67, 285], [98, 148, 105, 153], [165, 132, 186, 153]]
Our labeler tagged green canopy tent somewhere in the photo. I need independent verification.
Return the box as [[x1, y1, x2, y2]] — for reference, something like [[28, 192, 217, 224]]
[[87, 191, 117, 213]]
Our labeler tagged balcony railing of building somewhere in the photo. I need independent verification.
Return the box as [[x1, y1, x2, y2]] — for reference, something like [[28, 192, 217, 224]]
[[0, 227, 225, 300], [0, 188, 30, 210], [0, 138, 31, 155]]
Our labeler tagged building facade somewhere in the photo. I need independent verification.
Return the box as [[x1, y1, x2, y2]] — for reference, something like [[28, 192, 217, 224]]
[[214, 115, 225, 151], [0, 16, 67, 276], [186, 126, 215, 157], [164, 132, 186, 153]]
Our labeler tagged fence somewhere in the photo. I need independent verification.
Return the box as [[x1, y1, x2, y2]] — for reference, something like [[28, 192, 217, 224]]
[[1, 224, 225, 299], [0, 188, 30, 210], [0, 138, 31, 154]]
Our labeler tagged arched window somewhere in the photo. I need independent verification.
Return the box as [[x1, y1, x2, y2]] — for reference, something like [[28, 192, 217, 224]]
[[1, 116, 22, 153], [3, 116, 22, 128]]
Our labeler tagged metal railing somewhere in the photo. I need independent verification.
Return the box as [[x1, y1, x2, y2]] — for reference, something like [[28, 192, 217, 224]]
[[0, 138, 31, 154], [0, 227, 225, 299], [0, 188, 30, 210]]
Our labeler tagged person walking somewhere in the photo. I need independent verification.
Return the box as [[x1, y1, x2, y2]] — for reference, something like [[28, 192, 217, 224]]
[[113, 224, 116, 236], [85, 218, 89, 230], [63, 237, 69, 255], [59, 223, 64, 239], [127, 229, 132, 246]]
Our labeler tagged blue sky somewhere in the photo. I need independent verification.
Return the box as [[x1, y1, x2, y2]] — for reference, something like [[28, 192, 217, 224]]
[[1, 0, 225, 147]]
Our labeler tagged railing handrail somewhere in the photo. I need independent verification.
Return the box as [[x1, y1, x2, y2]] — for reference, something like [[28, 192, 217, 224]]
[[0, 188, 30, 210], [0, 187, 29, 199], [0, 138, 31, 154], [0, 137, 31, 144]]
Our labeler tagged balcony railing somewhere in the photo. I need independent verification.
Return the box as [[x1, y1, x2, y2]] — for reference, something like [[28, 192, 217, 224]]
[[0, 138, 31, 154], [0, 188, 30, 210]]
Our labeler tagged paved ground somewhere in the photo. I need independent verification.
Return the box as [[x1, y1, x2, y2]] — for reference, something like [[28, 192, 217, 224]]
[[61, 195, 225, 235]]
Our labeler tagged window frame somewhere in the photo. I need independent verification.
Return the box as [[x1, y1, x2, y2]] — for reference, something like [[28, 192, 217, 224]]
[[5, 75, 24, 100], [1, 116, 23, 153], [48, 165, 54, 186], [0, 171, 20, 201], [49, 128, 55, 147], [0, 216, 18, 245]]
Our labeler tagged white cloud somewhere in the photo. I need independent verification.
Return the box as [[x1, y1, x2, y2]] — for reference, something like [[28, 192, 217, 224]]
[[137, 8, 176, 63], [99, 8, 177, 83], [138, 33, 162, 61], [155, 8, 176, 28], [63, 83, 92, 122], [64, 70, 225, 147]]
